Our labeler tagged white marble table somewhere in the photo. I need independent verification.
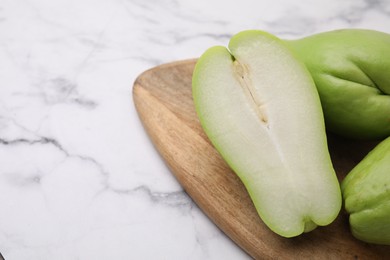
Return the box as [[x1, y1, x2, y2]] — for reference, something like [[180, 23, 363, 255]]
[[0, 0, 389, 259]]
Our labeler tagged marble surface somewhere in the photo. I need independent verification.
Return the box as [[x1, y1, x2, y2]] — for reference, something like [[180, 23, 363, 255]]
[[0, 0, 389, 259]]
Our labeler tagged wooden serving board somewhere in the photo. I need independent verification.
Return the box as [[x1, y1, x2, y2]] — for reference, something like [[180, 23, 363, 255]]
[[133, 59, 390, 259]]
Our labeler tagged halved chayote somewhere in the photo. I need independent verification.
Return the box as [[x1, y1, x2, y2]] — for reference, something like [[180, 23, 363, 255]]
[[193, 30, 341, 238]]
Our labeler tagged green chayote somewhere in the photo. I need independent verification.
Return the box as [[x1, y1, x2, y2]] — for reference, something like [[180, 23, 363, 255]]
[[286, 29, 390, 140], [342, 136, 390, 245]]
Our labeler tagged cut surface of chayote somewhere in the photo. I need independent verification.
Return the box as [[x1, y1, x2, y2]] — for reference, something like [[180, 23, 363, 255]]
[[286, 29, 390, 140], [342, 136, 390, 245], [192, 30, 341, 238]]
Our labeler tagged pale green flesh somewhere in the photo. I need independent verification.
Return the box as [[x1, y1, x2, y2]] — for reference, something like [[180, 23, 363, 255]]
[[193, 30, 341, 238]]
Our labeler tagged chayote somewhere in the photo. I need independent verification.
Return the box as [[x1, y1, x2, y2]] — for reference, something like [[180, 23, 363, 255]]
[[286, 29, 390, 140], [342, 136, 390, 245]]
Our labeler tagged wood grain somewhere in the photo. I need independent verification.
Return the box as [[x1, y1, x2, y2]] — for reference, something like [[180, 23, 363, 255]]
[[133, 59, 390, 259]]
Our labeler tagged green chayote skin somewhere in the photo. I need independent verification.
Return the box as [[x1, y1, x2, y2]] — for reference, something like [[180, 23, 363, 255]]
[[286, 29, 390, 140], [342, 136, 390, 245]]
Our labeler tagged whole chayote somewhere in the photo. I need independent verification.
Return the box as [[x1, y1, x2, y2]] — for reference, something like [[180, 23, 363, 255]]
[[287, 29, 390, 140], [342, 136, 390, 245]]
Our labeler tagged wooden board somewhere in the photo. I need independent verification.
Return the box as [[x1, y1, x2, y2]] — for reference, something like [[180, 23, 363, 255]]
[[133, 59, 390, 259]]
